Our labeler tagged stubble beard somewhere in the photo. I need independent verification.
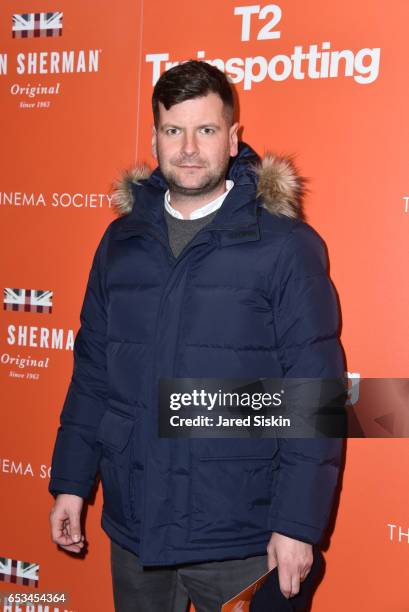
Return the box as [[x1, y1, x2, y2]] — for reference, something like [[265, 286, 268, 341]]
[[159, 154, 231, 198]]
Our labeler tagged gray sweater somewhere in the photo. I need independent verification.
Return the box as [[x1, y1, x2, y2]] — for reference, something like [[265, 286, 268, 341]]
[[164, 207, 218, 258]]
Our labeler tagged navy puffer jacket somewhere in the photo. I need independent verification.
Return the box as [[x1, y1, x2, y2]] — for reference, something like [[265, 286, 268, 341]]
[[49, 143, 345, 565]]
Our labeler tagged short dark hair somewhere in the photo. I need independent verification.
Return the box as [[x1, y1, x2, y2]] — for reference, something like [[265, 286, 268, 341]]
[[152, 60, 235, 127]]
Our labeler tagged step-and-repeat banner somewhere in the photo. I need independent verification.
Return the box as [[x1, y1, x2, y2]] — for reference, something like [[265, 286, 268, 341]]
[[1, 1, 408, 611]]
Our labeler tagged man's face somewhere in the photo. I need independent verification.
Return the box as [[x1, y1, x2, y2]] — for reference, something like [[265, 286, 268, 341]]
[[152, 92, 239, 197]]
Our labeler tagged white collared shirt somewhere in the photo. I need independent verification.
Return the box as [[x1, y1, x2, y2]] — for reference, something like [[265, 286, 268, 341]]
[[164, 180, 234, 220]]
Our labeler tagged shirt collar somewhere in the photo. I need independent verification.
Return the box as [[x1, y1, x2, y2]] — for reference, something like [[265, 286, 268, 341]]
[[164, 180, 234, 220]]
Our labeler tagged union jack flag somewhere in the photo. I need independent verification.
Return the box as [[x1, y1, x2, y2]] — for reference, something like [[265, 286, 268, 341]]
[[0, 557, 39, 587], [12, 12, 63, 38], [3, 288, 53, 313]]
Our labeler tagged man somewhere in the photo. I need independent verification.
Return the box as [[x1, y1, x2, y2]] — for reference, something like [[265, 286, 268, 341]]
[[49, 61, 344, 611]]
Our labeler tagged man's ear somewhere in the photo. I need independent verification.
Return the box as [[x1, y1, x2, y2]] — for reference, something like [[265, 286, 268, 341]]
[[152, 126, 158, 160], [229, 122, 239, 157]]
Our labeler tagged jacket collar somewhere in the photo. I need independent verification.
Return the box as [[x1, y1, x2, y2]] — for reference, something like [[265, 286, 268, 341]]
[[111, 142, 306, 243]]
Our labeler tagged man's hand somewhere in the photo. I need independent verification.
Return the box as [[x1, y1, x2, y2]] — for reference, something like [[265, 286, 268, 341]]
[[267, 532, 313, 599], [50, 494, 85, 553]]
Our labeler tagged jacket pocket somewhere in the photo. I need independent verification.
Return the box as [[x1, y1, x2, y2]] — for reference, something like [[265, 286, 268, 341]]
[[96, 410, 136, 526], [188, 438, 279, 545], [97, 409, 134, 456]]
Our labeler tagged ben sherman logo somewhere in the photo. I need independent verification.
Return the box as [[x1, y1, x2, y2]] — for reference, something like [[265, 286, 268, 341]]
[[1, 11, 101, 76], [4, 289, 53, 314], [2, 289, 73, 370], [6, 325, 74, 351], [3, 288, 73, 350], [1, 286, 74, 381], [12, 12, 63, 38], [1, 10, 103, 109]]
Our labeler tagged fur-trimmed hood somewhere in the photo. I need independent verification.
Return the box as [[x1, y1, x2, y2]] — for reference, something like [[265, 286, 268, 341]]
[[111, 142, 306, 220]]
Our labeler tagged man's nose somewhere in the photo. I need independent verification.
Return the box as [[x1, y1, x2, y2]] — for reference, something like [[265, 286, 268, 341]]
[[181, 131, 199, 156]]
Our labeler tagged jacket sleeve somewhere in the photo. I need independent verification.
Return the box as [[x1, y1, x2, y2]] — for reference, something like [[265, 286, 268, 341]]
[[268, 222, 345, 544], [48, 223, 112, 499]]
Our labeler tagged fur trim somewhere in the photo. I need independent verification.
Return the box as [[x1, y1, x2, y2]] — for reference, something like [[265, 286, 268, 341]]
[[254, 154, 306, 219], [111, 154, 306, 219], [111, 165, 151, 216]]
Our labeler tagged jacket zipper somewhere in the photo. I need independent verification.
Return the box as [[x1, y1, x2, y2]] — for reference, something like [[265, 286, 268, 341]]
[[137, 220, 259, 560], [139, 225, 217, 561]]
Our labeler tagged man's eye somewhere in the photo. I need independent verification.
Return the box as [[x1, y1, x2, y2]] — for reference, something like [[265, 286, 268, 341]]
[[201, 127, 215, 135], [166, 128, 179, 135]]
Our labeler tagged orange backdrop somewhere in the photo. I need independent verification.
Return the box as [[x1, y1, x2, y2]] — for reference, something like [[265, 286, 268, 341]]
[[1, 1, 408, 611]]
